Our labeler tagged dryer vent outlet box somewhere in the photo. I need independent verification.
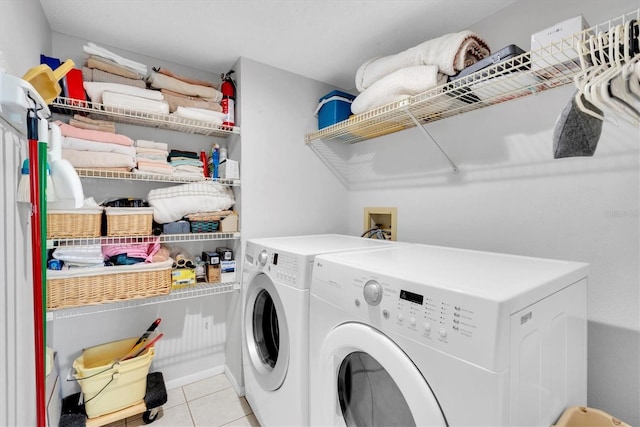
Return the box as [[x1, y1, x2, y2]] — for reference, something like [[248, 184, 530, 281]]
[[364, 207, 397, 241]]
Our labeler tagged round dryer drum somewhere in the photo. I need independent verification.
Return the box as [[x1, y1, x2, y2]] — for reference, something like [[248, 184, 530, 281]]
[[318, 323, 446, 427], [244, 273, 290, 391]]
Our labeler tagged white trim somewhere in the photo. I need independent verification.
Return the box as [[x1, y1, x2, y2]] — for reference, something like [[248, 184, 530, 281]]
[[163, 365, 225, 390]]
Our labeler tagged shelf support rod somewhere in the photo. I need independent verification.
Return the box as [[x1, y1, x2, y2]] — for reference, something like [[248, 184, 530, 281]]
[[404, 109, 459, 174]]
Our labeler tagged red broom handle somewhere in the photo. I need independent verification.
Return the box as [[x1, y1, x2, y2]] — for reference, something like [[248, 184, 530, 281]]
[[28, 113, 46, 427]]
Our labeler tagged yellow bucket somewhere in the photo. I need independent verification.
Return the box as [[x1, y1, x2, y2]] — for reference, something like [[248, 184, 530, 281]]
[[72, 337, 154, 418]]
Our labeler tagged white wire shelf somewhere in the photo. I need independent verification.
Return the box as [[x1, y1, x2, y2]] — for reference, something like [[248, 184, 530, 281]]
[[305, 9, 640, 145], [47, 232, 241, 248], [74, 168, 240, 186], [51, 96, 240, 138], [46, 281, 238, 320]]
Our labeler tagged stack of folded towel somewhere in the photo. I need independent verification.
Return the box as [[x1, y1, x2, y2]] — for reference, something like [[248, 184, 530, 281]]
[[57, 120, 136, 171], [351, 30, 491, 115], [148, 67, 226, 123], [68, 114, 116, 133], [135, 139, 173, 176], [82, 42, 148, 89], [168, 149, 204, 177]]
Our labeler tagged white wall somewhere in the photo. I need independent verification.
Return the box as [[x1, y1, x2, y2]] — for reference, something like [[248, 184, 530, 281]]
[[237, 57, 349, 240], [0, 0, 50, 76], [345, 0, 639, 424]]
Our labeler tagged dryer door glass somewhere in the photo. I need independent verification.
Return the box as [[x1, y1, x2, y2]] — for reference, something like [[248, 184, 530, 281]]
[[253, 288, 279, 368], [338, 351, 415, 427]]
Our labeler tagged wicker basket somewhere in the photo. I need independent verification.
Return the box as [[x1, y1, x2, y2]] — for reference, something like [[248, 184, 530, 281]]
[[47, 208, 103, 239], [46, 261, 172, 310], [189, 220, 220, 233], [105, 207, 154, 237]]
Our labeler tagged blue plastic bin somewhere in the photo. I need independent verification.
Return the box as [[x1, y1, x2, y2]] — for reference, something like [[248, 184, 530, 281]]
[[315, 90, 356, 129]]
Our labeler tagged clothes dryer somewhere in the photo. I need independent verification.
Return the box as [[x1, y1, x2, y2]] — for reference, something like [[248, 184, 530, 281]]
[[241, 234, 400, 427], [310, 244, 589, 426]]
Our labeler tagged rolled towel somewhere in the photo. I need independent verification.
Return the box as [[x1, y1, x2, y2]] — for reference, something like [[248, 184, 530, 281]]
[[351, 65, 447, 115], [355, 30, 490, 91]]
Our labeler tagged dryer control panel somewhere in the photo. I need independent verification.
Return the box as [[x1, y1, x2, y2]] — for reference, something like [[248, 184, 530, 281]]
[[244, 242, 309, 290], [313, 262, 506, 371]]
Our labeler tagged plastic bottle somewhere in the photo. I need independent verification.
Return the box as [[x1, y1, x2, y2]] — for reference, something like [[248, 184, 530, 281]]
[[212, 144, 220, 179]]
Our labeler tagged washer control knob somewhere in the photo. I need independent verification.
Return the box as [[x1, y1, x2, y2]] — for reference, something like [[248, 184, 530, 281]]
[[423, 322, 431, 332], [410, 317, 416, 326], [397, 313, 404, 322], [382, 309, 390, 319], [439, 328, 447, 338], [363, 280, 383, 306], [258, 250, 268, 266]]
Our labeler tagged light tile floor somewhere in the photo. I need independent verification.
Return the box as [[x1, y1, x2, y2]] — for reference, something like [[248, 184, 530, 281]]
[[105, 374, 260, 427]]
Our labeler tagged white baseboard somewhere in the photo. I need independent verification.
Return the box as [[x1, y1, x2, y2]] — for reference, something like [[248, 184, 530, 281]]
[[163, 365, 225, 390]]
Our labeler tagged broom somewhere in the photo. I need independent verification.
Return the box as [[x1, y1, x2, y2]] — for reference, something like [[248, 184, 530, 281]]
[[17, 159, 56, 203], [17, 118, 56, 203]]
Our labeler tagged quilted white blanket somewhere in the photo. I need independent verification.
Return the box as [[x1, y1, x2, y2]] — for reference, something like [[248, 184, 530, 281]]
[[147, 182, 235, 223]]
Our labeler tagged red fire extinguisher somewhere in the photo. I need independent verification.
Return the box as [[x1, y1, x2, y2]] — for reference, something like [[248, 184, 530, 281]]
[[220, 70, 236, 127]]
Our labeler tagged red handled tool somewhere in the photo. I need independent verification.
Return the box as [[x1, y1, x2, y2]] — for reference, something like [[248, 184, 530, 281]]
[[132, 318, 161, 349]]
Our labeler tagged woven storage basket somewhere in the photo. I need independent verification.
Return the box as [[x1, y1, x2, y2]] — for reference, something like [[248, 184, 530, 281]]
[[189, 220, 220, 233], [47, 208, 103, 239], [47, 261, 172, 310], [105, 207, 154, 237], [186, 211, 231, 233]]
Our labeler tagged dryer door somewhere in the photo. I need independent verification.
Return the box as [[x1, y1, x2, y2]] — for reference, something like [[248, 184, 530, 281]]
[[318, 322, 446, 427], [244, 272, 290, 391]]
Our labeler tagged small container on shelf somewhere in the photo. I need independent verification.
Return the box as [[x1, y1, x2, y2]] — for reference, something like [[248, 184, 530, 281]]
[[105, 207, 154, 237]]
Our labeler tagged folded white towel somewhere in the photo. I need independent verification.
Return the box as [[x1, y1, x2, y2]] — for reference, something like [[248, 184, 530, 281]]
[[62, 136, 137, 157], [83, 42, 148, 76], [102, 91, 170, 115], [136, 139, 169, 152], [351, 65, 447, 115], [53, 244, 104, 264], [84, 81, 165, 104], [172, 106, 225, 124], [355, 30, 490, 91]]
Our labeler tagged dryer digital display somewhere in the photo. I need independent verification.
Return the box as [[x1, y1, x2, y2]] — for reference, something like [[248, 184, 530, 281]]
[[400, 289, 424, 305]]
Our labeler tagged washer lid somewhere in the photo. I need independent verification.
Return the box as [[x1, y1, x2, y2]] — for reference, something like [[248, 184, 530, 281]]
[[247, 234, 397, 257], [317, 322, 446, 427], [314, 243, 589, 313]]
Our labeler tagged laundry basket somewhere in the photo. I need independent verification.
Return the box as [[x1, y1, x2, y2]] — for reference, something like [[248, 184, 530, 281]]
[[553, 406, 631, 427], [72, 337, 155, 418]]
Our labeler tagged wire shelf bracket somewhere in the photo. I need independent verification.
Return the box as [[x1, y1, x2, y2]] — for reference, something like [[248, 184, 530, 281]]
[[404, 108, 459, 174]]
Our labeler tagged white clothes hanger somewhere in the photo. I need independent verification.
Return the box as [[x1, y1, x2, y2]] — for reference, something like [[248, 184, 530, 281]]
[[597, 25, 640, 123], [577, 32, 619, 124], [574, 35, 609, 122]]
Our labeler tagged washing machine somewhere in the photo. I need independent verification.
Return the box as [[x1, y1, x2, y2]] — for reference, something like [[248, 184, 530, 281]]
[[241, 234, 401, 427], [309, 244, 589, 427]]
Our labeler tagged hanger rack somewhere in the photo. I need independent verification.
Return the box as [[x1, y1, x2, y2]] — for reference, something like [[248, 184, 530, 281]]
[[304, 8, 640, 174]]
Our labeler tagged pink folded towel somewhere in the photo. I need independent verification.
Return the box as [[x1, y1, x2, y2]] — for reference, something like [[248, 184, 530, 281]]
[[55, 120, 134, 146]]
